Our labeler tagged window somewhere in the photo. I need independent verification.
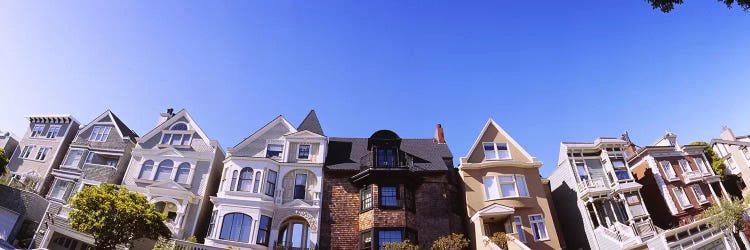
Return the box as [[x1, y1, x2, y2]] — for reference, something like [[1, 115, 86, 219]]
[[727, 157, 736, 170], [154, 160, 174, 181], [170, 123, 188, 130], [160, 133, 191, 146], [88, 126, 111, 142], [207, 211, 217, 238], [380, 186, 399, 208], [256, 215, 272, 245], [265, 170, 277, 197], [378, 230, 403, 249], [31, 124, 45, 137], [513, 216, 526, 243], [695, 158, 709, 173], [484, 142, 510, 160], [46, 125, 62, 138], [661, 161, 677, 179], [298, 144, 311, 159], [529, 214, 549, 241], [679, 160, 692, 173], [49, 179, 72, 201], [574, 160, 589, 181], [174, 163, 191, 184], [253, 172, 262, 193], [63, 150, 84, 168], [237, 168, 253, 191], [376, 148, 397, 167], [230, 170, 238, 191], [294, 174, 307, 199], [626, 193, 641, 205], [673, 187, 692, 208], [484, 176, 500, 200], [516, 176, 529, 197], [35, 147, 51, 161], [19, 145, 35, 159], [360, 230, 373, 250], [361, 185, 373, 211], [266, 144, 283, 158], [279, 222, 310, 248], [219, 213, 252, 242], [138, 160, 154, 179], [611, 159, 631, 180], [692, 185, 707, 203], [404, 187, 415, 211]]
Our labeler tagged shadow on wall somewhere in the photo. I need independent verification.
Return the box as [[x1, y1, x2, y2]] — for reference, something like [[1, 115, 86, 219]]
[[550, 182, 588, 250], [632, 170, 678, 229]]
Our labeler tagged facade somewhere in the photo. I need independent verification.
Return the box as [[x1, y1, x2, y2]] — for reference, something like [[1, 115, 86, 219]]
[[626, 132, 731, 249], [460, 119, 562, 250], [204, 110, 326, 250], [6, 115, 80, 194], [549, 137, 654, 250], [710, 126, 750, 195], [0, 185, 49, 249], [0, 131, 19, 159], [36, 110, 139, 250], [319, 125, 465, 250], [120, 109, 225, 243]]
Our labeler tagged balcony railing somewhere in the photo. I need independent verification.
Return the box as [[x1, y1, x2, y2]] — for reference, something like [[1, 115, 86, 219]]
[[630, 216, 656, 241], [578, 178, 606, 193], [359, 151, 413, 171], [663, 215, 722, 250], [681, 171, 703, 184]]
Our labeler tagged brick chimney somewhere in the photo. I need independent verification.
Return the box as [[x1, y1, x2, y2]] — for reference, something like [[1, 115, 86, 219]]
[[720, 126, 736, 140], [435, 124, 446, 144], [621, 130, 639, 158]]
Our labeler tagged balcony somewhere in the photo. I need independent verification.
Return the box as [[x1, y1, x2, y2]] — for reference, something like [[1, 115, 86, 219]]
[[662, 216, 723, 250], [577, 178, 609, 200], [681, 171, 703, 184], [359, 151, 413, 171]]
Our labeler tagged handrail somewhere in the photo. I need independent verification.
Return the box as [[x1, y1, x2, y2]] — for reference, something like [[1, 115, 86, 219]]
[[577, 178, 606, 193]]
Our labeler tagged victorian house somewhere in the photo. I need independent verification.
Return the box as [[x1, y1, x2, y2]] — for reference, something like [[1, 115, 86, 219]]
[[461, 119, 562, 250], [6, 115, 80, 194], [627, 131, 731, 249], [710, 126, 750, 195], [549, 137, 654, 250], [35, 110, 139, 250], [320, 125, 465, 250], [203, 110, 326, 250], [120, 109, 225, 244]]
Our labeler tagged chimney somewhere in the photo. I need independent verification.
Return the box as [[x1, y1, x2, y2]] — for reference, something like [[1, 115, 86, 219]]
[[621, 130, 638, 158], [156, 108, 175, 126], [435, 124, 446, 144], [721, 126, 736, 140]]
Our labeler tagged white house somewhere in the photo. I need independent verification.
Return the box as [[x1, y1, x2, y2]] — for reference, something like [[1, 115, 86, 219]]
[[120, 109, 225, 243], [204, 110, 326, 250]]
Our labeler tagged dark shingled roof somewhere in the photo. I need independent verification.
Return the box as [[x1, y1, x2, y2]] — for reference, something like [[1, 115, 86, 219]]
[[324, 137, 453, 171], [297, 110, 324, 136], [109, 110, 139, 140]]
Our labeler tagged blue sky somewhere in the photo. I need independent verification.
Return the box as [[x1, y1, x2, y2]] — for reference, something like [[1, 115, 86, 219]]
[[1, 1, 749, 177]]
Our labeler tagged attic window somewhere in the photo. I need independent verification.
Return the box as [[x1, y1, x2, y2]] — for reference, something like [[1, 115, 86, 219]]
[[266, 144, 283, 158], [484, 142, 510, 160], [170, 123, 188, 130], [89, 126, 112, 142]]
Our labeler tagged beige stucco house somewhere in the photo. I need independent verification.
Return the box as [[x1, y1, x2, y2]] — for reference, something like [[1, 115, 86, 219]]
[[459, 119, 562, 250]]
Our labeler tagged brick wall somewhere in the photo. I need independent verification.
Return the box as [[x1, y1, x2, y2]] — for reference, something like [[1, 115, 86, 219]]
[[320, 171, 360, 250]]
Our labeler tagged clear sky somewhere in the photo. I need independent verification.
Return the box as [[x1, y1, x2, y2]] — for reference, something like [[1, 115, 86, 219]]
[[1, 1, 749, 177]]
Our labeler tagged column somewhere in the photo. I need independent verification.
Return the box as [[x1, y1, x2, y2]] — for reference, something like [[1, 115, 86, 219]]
[[608, 199, 620, 224], [591, 201, 602, 227], [619, 194, 634, 224], [719, 181, 731, 200]]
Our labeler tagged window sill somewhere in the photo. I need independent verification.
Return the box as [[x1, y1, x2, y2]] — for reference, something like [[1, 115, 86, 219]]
[[360, 207, 373, 213], [698, 200, 710, 205], [379, 206, 403, 210], [157, 144, 191, 149], [47, 196, 67, 204], [533, 238, 550, 242], [679, 204, 694, 209], [484, 196, 532, 202], [484, 158, 512, 161]]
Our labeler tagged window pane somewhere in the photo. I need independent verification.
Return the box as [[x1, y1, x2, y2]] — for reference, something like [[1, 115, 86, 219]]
[[483, 176, 499, 200], [484, 143, 498, 160], [380, 186, 398, 207], [181, 134, 191, 145], [294, 174, 307, 200], [175, 163, 190, 183], [64, 150, 83, 167], [378, 230, 402, 248], [155, 160, 174, 181], [612, 160, 626, 169], [253, 172, 262, 193], [514, 217, 526, 242], [161, 134, 171, 144], [500, 183, 518, 197], [516, 176, 528, 197], [237, 168, 253, 191], [139, 161, 154, 179], [498, 176, 514, 182], [298, 145, 311, 159], [171, 134, 183, 145]]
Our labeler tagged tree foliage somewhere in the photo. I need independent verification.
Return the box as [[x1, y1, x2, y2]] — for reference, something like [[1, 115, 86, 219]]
[[647, 0, 750, 13], [69, 184, 171, 250], [701, 196, 748, 233], [689, 141, 726, 177], [431, 233, 470, 250], [384, 240, 420, 250], [0, 148, 8, 176]]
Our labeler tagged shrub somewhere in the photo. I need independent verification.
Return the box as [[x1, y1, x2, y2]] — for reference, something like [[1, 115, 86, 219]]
[[484, 232, 509, 250], [431, 233, 470, 250], [384, 239, 420, 250]]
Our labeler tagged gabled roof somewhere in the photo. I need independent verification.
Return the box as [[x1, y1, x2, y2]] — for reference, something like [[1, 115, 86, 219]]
[[470, 203, 515, 222], [462, 118, 535, 163], [139, 109, 212, 145], [230, 115, 297, 150], [324, 137, 453, 171], [78, 110, 139, 142], [297, 110, 324, 136]]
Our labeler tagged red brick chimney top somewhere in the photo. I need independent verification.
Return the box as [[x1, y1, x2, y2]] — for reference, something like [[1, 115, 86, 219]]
[[435, 124, 446, 144]]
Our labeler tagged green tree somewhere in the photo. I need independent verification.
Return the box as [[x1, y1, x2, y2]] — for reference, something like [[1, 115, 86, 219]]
[[647, 0, 750, 13], [0, 148, 8, 176], [431, 233, 470, 250], [69, 184, 171, 250], [700, 196, 750, 248], [383, 240, 420, 250], [689, 141, 725, 177]]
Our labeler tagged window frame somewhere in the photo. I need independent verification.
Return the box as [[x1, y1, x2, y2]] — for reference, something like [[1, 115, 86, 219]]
[[48, 178, 73, 202], [376, 228, 404, 249], [218, 212, 253, 243], [360, 185, 373, 212], [207, 210, 217, 238], [253, 172, 262, 193], [31, 124, 45, 137], [153, 160, 174, 181], [46, 125, 62, 139], [265, 144, 283, 158], [673, 187, 693, 209], [360, 229, 373, 250], [513, 216, 526, 243], [528, 214, 549, 242], [174, 162, 191, 184], [88, 126, 112, 142], [293, 173, 307, 200], [483, 142, 511, 160], [695, 158, 709, 173], [35, 147, 51, 161], [19, 145, 35, 159], [138, 160, 155, 179], [661, 161, 677, 179], [484, 175, 530, 200], [256, 215, 272, 246], [264, 169, 278, 197], [678, 160, 692, 173], [236, 167, 254, 192], [691, 184, 708, 204], [298, 144, 311, 160], [379, 185, 400, 209]]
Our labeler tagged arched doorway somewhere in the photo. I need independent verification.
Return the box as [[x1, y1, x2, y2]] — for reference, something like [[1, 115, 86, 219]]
[[277, 217, 312, 249]]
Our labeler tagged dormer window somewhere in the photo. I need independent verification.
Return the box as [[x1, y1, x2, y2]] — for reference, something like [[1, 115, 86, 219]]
[[266, 144, 283, 158], [375, 148, 396, 167], [160, 133, 191, 146], [484, 142, 510, 160]]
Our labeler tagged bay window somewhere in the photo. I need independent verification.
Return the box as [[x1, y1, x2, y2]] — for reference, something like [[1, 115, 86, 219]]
[[380, 185, 399, 208], [63, 150, 84, 168], [237, 168, 253, 191], [154, 160, 174, 181], [483, 175, 529, 200], [174, 163, 191, 184], [219, 213, 252, 242], [138, 160, 154, 179], [49, 179, 73, 201], [256, 215, 272, 245]]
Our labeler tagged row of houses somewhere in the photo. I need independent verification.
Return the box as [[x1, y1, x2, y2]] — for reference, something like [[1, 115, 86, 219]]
[[0, 108, 747, 250]]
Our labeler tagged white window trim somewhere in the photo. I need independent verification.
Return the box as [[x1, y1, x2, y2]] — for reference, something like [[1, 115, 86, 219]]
[[297, 144, 312, 160], [46, 125, 62, 139], [661, 161, 677, 180], [77, 180, 102, 193], [31, 124, 46, 137], [62, 149, 86, 169], [695, 158, 709, 174], [513, 216, 526, 243], [159, 132, 193, 147], [19, 145, 36, 159], [266, 143, 284, 159], [574, 159, 590, 182], [35, 147, 51, 161], [672, 187, 693, 209], [528, 214, 549, 242], [483, 142, 511, 160], [678, 160, 692, 173], [483, 175, 530, 201], [48, 178, 73, 202], [88, 126, 112, 142], [691, 185, 708, 204]]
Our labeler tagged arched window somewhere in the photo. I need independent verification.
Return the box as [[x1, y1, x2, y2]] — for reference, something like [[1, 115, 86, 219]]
[[154, 160, 174, 181], [237, 168, 254, 191], [170, 123, 188, 130], [278, 220, 311, 248], [253, 172, 262, 193], [230, 170, 238, 191], [174, 163, 191, 183], [219, 213, 252, 242], [138, 160, 154, 179]]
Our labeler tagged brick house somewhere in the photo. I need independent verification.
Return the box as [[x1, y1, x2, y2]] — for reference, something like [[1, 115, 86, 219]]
[[319, 126, 465, 250], [35, 110, 139, 250], [626, 131, 732, 249]]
